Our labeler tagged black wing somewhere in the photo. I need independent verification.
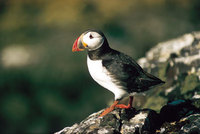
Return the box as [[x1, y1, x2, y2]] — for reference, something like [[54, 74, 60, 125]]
[[102, 50, 164, 93]]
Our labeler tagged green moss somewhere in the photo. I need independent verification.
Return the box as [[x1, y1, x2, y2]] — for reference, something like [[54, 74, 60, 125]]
[[181, 74, 200, 95], [158, 62, 169, 81], [143, 95, 168, 112]]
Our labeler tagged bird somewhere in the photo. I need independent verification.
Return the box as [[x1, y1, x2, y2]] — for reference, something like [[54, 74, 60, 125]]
[[72, 30, 165, 117]]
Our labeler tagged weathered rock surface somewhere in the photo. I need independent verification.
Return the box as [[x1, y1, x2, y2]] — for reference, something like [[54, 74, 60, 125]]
[[56, 100, 200, 134], [55, 108, 160, 134], [56, 32, 200, 134]]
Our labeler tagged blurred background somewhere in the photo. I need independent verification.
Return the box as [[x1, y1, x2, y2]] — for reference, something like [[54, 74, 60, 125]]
[[0, 0, 200, 133]]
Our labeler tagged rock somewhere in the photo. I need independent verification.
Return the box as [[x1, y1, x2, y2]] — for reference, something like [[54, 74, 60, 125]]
[[120, 109, 160, 134], [180, 114, 200, 134], [137, 31, 200, 111], [160, 99, 200, 122], [56, 99, 200, 134], [156, 99, 200, 134], [56, 32, 200, 134], [157, 114, 200, 134], [55, 108, 161, 134]]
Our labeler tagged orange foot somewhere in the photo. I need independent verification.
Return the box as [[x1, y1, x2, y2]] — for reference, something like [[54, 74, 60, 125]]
[[99, 96, 134, 117], [99, 101, 118, 117], [115, 104, 131, 109]]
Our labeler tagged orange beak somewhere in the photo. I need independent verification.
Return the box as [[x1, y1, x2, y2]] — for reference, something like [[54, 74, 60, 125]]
[[72, 36, 82, 52], [72, 34, 89, 52]]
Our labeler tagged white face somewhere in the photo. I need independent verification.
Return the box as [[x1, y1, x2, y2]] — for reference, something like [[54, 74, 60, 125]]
[[82, 32, 104, 51]]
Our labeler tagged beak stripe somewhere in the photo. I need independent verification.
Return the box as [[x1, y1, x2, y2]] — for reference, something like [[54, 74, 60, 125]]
[[72, 36, 81, 52], [82, 41, 88, 48]]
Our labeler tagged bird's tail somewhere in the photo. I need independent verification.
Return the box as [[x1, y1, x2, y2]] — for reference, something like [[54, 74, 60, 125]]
[[144, 71, 165, 86]]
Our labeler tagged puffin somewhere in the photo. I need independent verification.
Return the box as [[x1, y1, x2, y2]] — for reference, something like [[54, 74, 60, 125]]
[[72, 30, 165, 117]]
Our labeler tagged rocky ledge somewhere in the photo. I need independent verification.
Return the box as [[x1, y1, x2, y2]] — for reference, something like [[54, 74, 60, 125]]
[[56, 99, 200, 134], [56, 32, 200, 134]]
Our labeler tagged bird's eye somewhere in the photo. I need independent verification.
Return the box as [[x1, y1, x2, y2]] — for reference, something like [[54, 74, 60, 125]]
[[89, 34, 94, 39]]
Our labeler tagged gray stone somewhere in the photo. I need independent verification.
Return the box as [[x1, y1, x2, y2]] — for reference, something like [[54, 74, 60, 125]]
[[55, 108, 160, 134], [180, 114, 200, 134], [120, 109, 160, 134]]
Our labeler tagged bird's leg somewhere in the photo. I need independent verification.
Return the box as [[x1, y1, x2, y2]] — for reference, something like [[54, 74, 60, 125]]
[[99, 100, 119, 117], [115, 96, 134, 109], [99, 97, 134, 117]]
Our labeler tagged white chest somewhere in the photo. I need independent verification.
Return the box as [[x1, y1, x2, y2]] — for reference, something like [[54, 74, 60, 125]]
[[87, 56, 127, 100]]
